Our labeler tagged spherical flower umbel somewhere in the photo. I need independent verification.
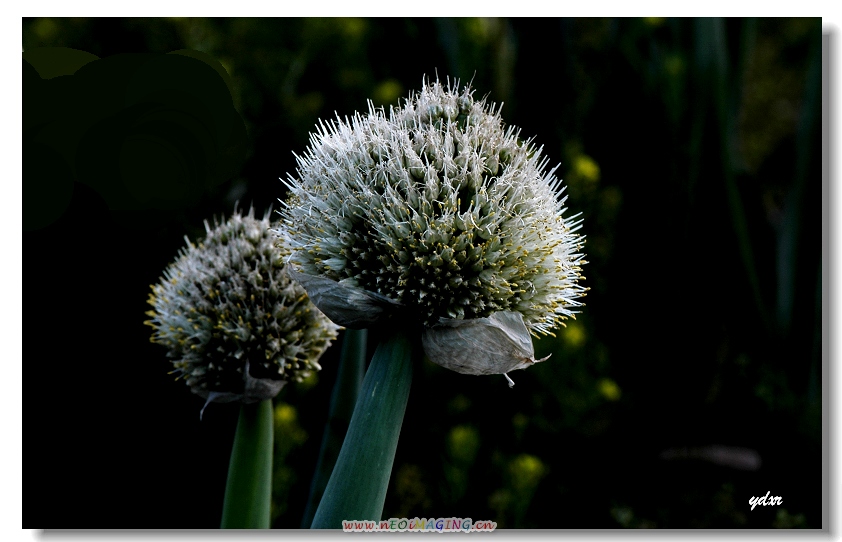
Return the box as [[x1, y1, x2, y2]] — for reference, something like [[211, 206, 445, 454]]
[[146, 208, 340, 409], [277, 78, 586, 383]]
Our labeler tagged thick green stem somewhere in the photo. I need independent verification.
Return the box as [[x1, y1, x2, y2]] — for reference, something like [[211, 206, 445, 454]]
[[220, 399, 274, 529], [301, 328, 367, 528], [310, 328, 415, 529]]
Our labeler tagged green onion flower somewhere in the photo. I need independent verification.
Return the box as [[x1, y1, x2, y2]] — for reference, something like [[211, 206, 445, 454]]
[[146, 207, 340, 410], [277, 79, 586, 384]]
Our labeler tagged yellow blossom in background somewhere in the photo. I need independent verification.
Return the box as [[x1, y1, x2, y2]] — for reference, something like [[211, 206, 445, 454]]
[[573, 154, 601, 184], [563, 321, 587, 348], [598, 377, 622, 401]]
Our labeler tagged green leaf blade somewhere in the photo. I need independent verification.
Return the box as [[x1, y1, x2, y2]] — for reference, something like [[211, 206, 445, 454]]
[[301, 328, 367, 528]]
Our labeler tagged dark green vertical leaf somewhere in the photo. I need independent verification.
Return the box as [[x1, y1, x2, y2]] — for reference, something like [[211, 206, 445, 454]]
[[301, 328, 367, 527]]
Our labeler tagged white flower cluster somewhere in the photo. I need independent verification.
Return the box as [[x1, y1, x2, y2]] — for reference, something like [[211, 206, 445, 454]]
[[278, 79, 586, 380], [146, 208, 339, 404]]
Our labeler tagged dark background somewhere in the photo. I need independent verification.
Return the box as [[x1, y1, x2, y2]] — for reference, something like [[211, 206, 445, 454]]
[[23, 18, 823, 529]]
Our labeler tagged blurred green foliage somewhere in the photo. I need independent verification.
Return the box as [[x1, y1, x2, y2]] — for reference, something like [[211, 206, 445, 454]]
[[24, 17, 822, 529]]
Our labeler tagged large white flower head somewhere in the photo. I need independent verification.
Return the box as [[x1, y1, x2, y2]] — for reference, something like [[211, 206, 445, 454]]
[[146, 207, 340, 407], [278, 78, 586, 382]]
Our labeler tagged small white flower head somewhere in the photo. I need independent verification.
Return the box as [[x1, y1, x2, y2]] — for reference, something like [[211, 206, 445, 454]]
[[278, 78, 586, 382], [146, 207, 340, 407]]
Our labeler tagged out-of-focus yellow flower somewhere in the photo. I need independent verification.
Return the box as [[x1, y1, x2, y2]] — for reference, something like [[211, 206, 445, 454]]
[[574, 154, 601, 184], [373, 79, 403, 106], [510, 454, 546, 491], [447, 425, 480, 464], [563, 321, 586, 348], [275, 403, 297, 426], [598, 377, 622, 401]]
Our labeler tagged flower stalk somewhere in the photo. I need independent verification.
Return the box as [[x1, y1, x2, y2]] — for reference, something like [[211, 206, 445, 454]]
[[310, 328, 416, 528], [220, 399, 274, 528]]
